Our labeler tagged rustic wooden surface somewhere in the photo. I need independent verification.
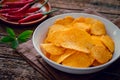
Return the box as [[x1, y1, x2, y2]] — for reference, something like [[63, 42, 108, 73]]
[[0, 0, 120, 80]]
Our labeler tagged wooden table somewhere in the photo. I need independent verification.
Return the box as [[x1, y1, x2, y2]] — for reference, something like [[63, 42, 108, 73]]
[[0, 0, 120, 80]]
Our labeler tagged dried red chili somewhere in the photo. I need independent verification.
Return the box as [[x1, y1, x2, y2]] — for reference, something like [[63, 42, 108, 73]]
[[18, 9, 58, 23], [9, 0, 39, 14], [0, 8, 19, 13], [4, 0, 33, 7], [26, 7, 40, 13], [2, 13, 24, 21]]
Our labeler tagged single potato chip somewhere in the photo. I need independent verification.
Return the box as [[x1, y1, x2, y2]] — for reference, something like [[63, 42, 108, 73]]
[[91, 46, 112, 64], [62, 52, 94, 68], [50, 55, 60, 63], [56, 49, 76, 63], [101, 35, 115, 53], [72, 22, 90, 32], [85, 17, 98, 24], [92, 60, 102, 66], [41, 43, 65, 55], [48, 24, 67, 34], [49, 27, 93, 53], [54, 16, 74, 26], [91, 36, 105, 48], [50, 49, 75, 63], [44, 29, 69, 44], [44, 24, 67, 43], [72, 16, 85, 23], [90, 20, 106, 35]]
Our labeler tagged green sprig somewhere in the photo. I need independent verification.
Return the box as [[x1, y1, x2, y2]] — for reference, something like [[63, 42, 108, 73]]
[[0, 27, 33, 49]]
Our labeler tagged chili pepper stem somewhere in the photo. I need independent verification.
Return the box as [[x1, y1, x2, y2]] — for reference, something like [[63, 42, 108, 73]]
[[39, 0, 49, 9], [43, 9, 58, 15]]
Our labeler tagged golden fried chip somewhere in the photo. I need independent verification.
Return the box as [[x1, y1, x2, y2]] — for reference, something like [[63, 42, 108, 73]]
[[72, 16, 85, 23], [50, 55, 60, 63], [48, 24, 67, 33], [91, 46, 112, 64], [44, 28, 68, 44], [101, 35, 115, 53], [62, 52, 94, 68], [41, 43, 65, 55], [85, 17, 98, 24], [56, 49, 75, 63], [90, 20, 106, 35], [54, 16, 74, 26], [44, 24, 67, 43], [50, 49, 75, 63], [72, 22, 90, 32], [92, 60, 102, 66], [48, 27, 93, 53], [91, 36, 105, 48], [41, 47, 50, 58]]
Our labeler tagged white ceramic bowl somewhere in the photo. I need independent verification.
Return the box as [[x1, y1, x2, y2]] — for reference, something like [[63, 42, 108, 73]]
[[32, 13, 120, 74]]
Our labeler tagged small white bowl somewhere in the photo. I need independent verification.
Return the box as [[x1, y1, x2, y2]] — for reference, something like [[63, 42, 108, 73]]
[[32, 13, 120, 74]]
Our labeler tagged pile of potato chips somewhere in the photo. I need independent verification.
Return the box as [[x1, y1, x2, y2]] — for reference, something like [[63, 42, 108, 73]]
[[41, 16, 115, 68]]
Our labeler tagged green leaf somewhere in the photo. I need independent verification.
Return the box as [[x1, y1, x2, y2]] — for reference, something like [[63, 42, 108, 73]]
[[6, 27, 16, 37], [0, 36, 14, 43], [18, 30, 33, 42], [11, 39, 19, 49]]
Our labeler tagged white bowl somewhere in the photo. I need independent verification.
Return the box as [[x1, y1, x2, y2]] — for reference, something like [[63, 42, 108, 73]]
[[32, 13, 120, 74]]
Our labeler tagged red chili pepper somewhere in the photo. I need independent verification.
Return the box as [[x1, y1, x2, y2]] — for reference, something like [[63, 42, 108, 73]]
[[18, 9, 58, 23], [0, 8, 19, 13], [18, 13, 43, 23], [2, 13, 24, 21], [26, 7, 40, 13], [9, 0, 38, 14], [4, 0, 33, 7], [19, 0, 33, 2]]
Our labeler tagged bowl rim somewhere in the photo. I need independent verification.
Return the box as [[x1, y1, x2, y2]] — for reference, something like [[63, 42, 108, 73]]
[[32, 12, 120, 70]]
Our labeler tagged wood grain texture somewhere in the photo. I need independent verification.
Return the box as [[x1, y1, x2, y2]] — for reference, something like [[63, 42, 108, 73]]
[[0, 0, 120, 80]]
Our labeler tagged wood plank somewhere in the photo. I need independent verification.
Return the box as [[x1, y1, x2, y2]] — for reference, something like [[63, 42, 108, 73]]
[[50, 8, 120, 21], [49, 0, 120, 15], [0, 58, 46, 80]]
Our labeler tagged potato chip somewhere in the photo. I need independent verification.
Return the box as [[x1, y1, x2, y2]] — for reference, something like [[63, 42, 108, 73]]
[[91, 46, 112, 63], [56, 49, 75, 63], [41, 43, 65, 55], [41, 47, 50, 58], [50, 55, 60, 63], [84, 17, 97, 25], [54, 16, 74, 26], [90, 20, 106, 35], [101, 35, 114, 53], [46, 52, 50, 58], [91, 36, 105, 48], [62, 52, 94, 68], [72, 16, 85, 23], [44, 24, 67, 43], [48, 27, 93, 53], [48, 24, 67, 33], [72, 22, 90, 32], [92, 60, 102, 66], [50, 49, 75, 63], [44, 29, 68, 44]]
